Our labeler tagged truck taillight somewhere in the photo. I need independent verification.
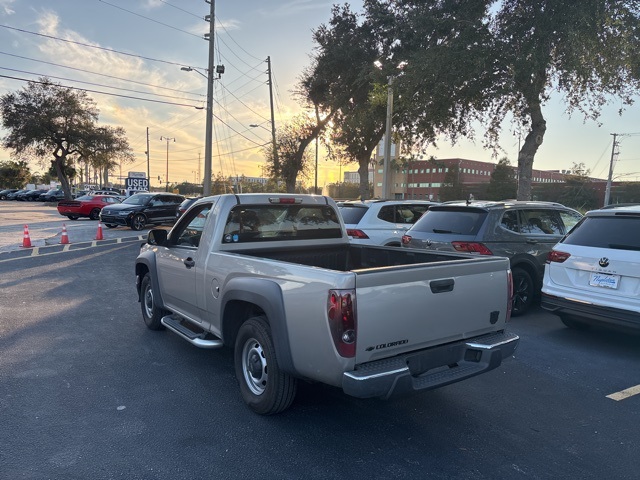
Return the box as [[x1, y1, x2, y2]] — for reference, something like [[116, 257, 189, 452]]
[[401, 234, 411, 245], [327, 289, 356, 358], [452, 241, 493, 255], [346, 229, 369, 239], [506, 269, 513, 322], [547, 250, 571, 263]]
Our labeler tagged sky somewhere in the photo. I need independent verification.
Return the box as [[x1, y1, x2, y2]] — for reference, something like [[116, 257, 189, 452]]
[[1, 0, 639, 190]]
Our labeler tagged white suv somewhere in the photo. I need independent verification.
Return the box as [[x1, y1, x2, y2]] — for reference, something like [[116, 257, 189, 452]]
[[338, 200, 438, 246], [541, 205, 640, 331]]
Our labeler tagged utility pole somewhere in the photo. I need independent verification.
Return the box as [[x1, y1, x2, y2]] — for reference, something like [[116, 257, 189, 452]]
[[160, 136, 175, 192], [203, 0, 215, 196], [145, 127, 150, 184], [604, 133, 619, 206], [266, 56, 278, 174]]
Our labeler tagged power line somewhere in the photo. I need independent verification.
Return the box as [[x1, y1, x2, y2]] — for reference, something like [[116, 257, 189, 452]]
[[0, 24, 207, 70]]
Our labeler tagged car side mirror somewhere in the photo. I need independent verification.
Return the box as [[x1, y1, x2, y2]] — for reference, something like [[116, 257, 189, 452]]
[[147, 228, 168, 246]]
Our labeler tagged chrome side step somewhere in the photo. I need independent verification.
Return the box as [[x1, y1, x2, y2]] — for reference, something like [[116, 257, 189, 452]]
[[161, 314, 224, 349]]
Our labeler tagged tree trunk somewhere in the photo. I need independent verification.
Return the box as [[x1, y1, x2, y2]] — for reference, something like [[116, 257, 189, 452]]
[[357, 156, 371, 201], [517, 103, 546, 200], [53, 157, 72, 199]]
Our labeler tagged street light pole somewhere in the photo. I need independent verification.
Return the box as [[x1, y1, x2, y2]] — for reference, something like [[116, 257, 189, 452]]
[[203, 0, 215, 197], [382, 75, 394, 200], [160, 136, 175, 192]]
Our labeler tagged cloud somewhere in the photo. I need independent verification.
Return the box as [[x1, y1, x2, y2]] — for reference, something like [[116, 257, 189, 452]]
[[0, 0, 15, 16]]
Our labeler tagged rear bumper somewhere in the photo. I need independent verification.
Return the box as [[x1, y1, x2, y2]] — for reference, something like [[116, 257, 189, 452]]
[[541, 293, 640, 331], [342, 331, 519, 399]]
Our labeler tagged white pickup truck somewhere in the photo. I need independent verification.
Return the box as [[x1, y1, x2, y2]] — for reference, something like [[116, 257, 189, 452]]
[[135, 194, 518, 414]]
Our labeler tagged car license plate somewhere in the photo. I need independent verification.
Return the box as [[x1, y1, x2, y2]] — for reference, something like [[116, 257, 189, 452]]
[[589, 272, 619, 289]]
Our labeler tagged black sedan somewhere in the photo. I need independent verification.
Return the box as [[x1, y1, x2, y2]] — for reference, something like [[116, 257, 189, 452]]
[[0, 188, 19, 200], [99, 192, 185, 230]]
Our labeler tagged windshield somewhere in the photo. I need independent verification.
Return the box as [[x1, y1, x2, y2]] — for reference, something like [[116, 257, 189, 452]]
[[411, 208, 487, 235], [338, 205, 368, 224], [562, 215, 640, 250], [123, 194, 152, 206]]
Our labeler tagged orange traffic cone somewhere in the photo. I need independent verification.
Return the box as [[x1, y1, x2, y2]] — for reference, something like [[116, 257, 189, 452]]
[[22, 224, 32, 248], [60, 224, 70, 245], [95, 222, 104, 240]]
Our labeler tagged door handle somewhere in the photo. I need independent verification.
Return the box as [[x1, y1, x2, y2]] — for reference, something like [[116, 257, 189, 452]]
[[430, 279, 454, 293], [526, 239, 538, 244], [184, 258, 195, 269]]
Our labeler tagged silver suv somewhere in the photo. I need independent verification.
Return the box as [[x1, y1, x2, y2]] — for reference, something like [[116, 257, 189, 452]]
[[542, 205, 640, 331], [401, 200, 583, 316], [338, 200, 438, 246]]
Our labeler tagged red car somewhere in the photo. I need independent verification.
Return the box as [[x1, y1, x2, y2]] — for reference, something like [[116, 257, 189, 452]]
[[57, 195, 122, 220]]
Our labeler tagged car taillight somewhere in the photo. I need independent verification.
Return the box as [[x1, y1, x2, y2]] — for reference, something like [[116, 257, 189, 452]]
[[547, 250, 571, 263], [327, 289, 356, 358], [346, 229, 369, 239], [452, 241, 493, 255], [506, 269, 513, 322], [401, 234, 412, 245]]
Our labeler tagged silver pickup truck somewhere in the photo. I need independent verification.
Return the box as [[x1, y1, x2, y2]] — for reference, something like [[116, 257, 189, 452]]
[[135, 193, 518, 414]]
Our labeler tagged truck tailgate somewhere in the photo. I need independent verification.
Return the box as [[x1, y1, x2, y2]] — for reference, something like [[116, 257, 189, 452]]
[[354, 257, 510, 364]]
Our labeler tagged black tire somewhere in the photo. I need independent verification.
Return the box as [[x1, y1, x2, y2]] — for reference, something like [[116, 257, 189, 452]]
[[105, 223, 118, 229], [234, 316, 297, 415], [560, 315, 591, 330], [140, 273, 167, 330], [131, 214, 146, 231], [67, 215, 79, 220], [511, 267, 535, 316], [89, 208, 101, 220]]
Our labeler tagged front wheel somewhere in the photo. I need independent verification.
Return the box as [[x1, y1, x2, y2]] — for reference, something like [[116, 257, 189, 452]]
[[131, 214, 146, 231], [140, 273, 167, 330], [105, 223, 118, 229], [89, 208, 101, 220], [234, 316, 297, 415], [511, 267, 535, 316], [67, 215, 79, 220]]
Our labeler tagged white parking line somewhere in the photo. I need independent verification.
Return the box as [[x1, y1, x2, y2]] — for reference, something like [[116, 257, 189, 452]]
[[606, 384, 640, 401]]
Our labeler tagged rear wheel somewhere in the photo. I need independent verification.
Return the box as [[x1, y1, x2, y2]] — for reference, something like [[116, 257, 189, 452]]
[[234, 315, 297, 415], [140, 273, 166, 330], [105, 223, 118, 229], [67, 215, 79, 220], [89, 208, 101, 220], [511, 267, 534, 316], [131, 214, 146, 231]]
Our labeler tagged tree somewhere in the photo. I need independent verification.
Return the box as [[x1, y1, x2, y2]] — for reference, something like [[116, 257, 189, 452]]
[[78, 125, 134, 187], [1, 78, 99, 199], [486, 158, 517, 200], [0, 160, 30, 188], [486, 1, 640, 200], [558, 163, 599, 211]]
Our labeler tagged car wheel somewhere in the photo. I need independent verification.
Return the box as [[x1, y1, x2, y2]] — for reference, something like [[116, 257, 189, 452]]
[[560, 315, 591, 330], [234, 315, 297, 415], [89, 208, 101, 220], [131, 214, 146, 231], [67, 215, 79, 220], [511, 267, 534, 316], [105, 223, 118, 229], [140, 273, 167, 330]]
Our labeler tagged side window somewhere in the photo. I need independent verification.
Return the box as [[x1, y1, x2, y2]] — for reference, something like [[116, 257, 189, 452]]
[[377, 206, 395, 223], [396, 207, 415, 224], [171, 204, 211, 248], [559, 210, 582, 234], [520, 210, 560, 235], [500, 210, 520, 233]]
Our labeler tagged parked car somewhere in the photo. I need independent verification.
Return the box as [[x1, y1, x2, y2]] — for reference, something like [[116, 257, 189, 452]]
[[57, 194, 123, 221], [99, 192, 185, 230], [17, 189, 49, 201], [39, 189, 66, 202], [89, 189, 122, 197], [401, 200, 583, 316], [0, 188, 19, 200], [542, 204, 640, 331], [176, 197, 202, 218], [6, 189, 29, 200], [338, 199, 438, 246]]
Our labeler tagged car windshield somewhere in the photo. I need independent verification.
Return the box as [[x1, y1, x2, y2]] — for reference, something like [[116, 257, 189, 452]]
[[338, 205, 368, 224], [75, 195, 93, 201], [411, 208, 487, 235], [562, 215, 640, 250], [123, 194, 152, 206]]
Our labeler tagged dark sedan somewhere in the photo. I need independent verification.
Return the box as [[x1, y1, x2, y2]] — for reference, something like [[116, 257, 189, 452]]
[[99, 192, 184, 230], [0, 188, 19, 200], [57, 195, 122, 220], [17, 189, 49, 201]]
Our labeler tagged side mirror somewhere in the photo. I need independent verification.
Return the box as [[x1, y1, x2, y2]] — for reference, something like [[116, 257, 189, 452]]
[[147, 228, 168, 246]]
